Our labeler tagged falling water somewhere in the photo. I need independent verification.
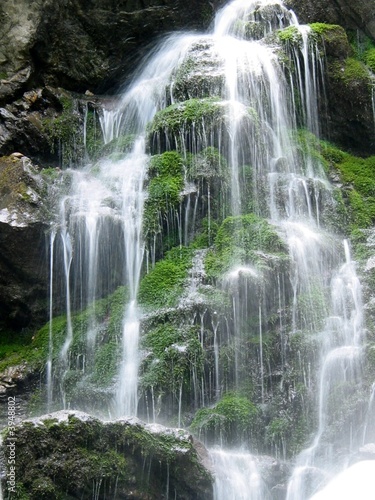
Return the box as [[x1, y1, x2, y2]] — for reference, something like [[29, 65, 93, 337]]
[[46, 230, 56, 412], [286, 240, 365, 500], [44, 0, 374, 497], [211, 448, 268, 500]]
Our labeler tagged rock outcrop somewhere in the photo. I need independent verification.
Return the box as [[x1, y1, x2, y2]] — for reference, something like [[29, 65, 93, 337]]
[[0, 154, 52, 328], [285, 0, 375, 41], [0, 0, 225, 98], [1, 410, 214, 499]]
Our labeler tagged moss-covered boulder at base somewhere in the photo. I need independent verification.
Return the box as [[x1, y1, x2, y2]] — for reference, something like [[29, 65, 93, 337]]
[[2, 410, 214, 499]]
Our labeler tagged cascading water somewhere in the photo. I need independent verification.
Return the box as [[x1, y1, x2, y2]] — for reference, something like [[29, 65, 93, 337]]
[[45, 0, 375, 498]]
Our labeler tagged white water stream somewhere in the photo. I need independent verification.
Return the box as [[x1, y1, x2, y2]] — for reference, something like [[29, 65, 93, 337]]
[[45, 0, 375, 498]]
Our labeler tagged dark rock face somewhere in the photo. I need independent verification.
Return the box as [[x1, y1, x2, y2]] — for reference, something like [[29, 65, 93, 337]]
[[0, 0, 225, 97], [0, 155, 51, 328], [1, 410, 214, 499], [285, 0, 375, 41]]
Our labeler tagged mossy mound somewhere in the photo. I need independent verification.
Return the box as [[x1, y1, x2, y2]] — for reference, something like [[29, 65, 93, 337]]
[[140, 322, 204, 419], [2, 411, 213, 499], [205, 214, 288, 280], [328, 57, 371, 89], [191, 393, 258, 446], [138, 247, 193, 310], [307, 134, 375, 230], [143, 151, 185, 240], [309, 23, 350, 59], [172, 40, 224, 102], [0, 286, 131, 413], [147, 98, 227, 154]]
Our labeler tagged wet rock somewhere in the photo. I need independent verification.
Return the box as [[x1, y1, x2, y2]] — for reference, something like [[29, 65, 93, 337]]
[[1, 410, 214, 499], [0, 155, 52, 328], [285, 0, 375, 41], [0, 363, 29, 395], [257, 454, 290, 493], [0, 0, 226, 96]]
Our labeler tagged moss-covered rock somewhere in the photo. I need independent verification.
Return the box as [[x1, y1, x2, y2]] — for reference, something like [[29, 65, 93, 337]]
[[2, 410, 214, 499], [325, 57, 374, 154], [138, 247, 193, 310], [309, 23, 350, 59], [147, 98, 228, 154], [171, 40, 224, 102], [205, 214, 288, 280], [143, 151, 185, 245], [191, 393, 258, 446]]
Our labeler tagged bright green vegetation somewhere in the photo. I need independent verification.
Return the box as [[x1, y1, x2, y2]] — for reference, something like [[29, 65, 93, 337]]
[[294, 130, 375, 231], [364, 48, 375, 72], [140, 323, 204, 408], [0, 286, 128, 390], [42, 94, 84, 166], [7, 413, 212, 499], [84, 109, 105, 160], [138, 246, 193, 309], [277, 23, 349, 58], [148, 97, 224, 139], [309, 23, 350, 59], [320, 144, 375, 229], [143, 151, 184, 241], [329, 57, 370, 87], [191, 393, 258, 445], [205, 214, 288, 279], [277, 26, 302, 45]]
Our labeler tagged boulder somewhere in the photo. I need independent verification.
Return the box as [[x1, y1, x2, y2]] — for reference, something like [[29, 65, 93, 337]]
[[0, 154, 52, 328], [1, 410, 214, 499]]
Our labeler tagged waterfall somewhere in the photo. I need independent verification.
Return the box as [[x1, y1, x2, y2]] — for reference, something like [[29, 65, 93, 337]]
[[211, 448, 268, 500], [44, 0, 375, 497]]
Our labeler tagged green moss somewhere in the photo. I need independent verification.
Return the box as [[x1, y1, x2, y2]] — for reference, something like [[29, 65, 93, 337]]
[[0, 286, 129, 404], [84, 109, 105, 160], [329, 57, 370, 87], [91, 341, 119, 386], [7, 414, 213, 498], [364, 47, 375, 72], [309, 23, 341, 36], [191, 393, 258, 445], [294, 131, 375, 232], [205, 214, 287, 279], [138, 247, 193, 309], [140, 322, 204, 406], [148, 97, 223, 139], [42, 95, 83, 166], [143, 151, 184, 239], [277, 26, 302, 45]]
